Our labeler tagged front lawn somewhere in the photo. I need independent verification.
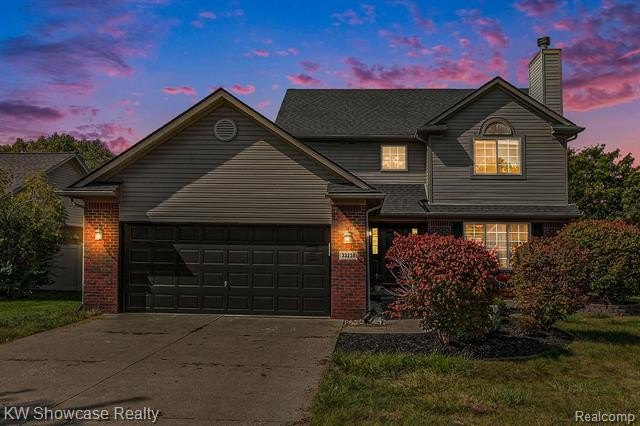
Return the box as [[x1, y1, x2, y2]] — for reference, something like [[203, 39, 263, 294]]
[[314, 314, 640, 425], [0, 291, 99, 343]]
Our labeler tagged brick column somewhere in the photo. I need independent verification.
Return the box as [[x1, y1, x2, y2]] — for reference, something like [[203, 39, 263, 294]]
[[83, 201, 120, 313], [331, 203, 367, 319]]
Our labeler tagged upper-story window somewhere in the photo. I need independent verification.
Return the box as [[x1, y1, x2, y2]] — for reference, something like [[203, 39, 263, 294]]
[[381, 145, 407, 171], [473, 118, 522, 175]]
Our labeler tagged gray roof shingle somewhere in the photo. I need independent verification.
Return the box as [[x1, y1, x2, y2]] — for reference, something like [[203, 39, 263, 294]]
[[0, 152, 77, 192], [275, 89, 475, 137], [376, 184, 427, 215]]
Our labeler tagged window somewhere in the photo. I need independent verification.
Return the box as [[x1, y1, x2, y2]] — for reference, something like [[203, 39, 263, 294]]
[[411, 228, 418, 235], [474, 118, 521, 175], [464, 223, 529, 268], [474, 139, 521, 175], [381, 145, 407, 171], [370, 227, 379, 255]]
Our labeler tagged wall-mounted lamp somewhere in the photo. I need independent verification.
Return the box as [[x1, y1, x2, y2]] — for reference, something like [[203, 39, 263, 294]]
[[343, 230, 354, 245], [95, 226, 104, 241]]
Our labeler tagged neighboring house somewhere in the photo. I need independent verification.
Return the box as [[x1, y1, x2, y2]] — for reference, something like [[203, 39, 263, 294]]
[[0, 152, 88, 291], [63, 37, 583, 318]]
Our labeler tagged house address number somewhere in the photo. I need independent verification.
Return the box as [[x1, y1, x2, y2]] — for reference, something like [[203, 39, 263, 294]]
[[338, 250, 359, 261]]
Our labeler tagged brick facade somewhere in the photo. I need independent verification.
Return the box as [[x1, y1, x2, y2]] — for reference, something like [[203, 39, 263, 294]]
[[83, 201, 120, 313], [542, 222, 565, 236], [330, 203, 367, 319]]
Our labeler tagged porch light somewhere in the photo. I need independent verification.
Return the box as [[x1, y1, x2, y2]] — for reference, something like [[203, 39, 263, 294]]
[[95, 226, 104, 241], [343, 231, 354, 245]]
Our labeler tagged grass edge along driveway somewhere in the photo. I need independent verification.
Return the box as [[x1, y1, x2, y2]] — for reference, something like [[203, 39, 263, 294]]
[[0, 291, 99, 344], [313, 314, 640, 425]]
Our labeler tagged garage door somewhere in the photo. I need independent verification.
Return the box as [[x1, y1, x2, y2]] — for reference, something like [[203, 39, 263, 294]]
[[122, 224, 330, 315]]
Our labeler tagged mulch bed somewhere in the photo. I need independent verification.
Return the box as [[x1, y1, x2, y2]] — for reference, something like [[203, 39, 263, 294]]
[[336, 320, 573, 360]]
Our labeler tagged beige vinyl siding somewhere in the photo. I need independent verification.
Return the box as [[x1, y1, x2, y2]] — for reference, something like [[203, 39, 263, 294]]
[[306, 140, 426, 185], [113, 106, 341, 224], [431, 87, 568, 205], [48, 161, 85, 227]]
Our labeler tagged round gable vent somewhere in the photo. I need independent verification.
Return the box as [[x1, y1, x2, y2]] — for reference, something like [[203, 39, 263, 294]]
[[214, 118, 237, 141]]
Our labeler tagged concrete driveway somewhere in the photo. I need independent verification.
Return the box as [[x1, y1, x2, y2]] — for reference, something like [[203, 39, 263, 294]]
[[0, 314, 342, 425]]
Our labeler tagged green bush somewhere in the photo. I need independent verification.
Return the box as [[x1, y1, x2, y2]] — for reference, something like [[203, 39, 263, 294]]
[[511, 236, 590, 330], [0, 171, 66, 297], [560, 220, 640, 304], [386, 233, 500, 345]]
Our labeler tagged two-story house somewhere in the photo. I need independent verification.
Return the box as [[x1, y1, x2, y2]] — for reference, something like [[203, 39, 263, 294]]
[[63, 37, 583, 319]]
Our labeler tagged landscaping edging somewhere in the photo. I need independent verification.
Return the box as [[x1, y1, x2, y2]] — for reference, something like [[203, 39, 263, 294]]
[[582, 303, 640, 316], [335, 327, 573, 360]]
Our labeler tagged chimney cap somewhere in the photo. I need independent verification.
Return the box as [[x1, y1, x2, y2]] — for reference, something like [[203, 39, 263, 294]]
[[537, 36, 551, 49]]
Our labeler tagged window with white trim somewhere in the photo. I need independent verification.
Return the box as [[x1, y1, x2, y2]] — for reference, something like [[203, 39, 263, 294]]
[[464, 222, 529, 268], [381, 145, 407, 171]]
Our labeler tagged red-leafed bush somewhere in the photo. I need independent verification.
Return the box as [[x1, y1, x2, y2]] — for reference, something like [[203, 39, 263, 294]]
[[385, 233, 500, 345], [511, 236, 590, 330], [559, 220, 640, 304]]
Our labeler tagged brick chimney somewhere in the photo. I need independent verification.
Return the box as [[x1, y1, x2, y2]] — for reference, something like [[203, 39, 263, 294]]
[[528, 36, 563, 115]]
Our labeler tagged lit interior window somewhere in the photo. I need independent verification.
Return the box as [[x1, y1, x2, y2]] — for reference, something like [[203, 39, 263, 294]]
[[474, 139, 521, 175], [381, 146, 407, 171], [464, 223, 529, 268], [411, 228, 418, 235], [371, 227, 379, 255]]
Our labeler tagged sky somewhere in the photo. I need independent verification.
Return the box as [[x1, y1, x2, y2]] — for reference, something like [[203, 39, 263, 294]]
[[0, 0, 638, 160]]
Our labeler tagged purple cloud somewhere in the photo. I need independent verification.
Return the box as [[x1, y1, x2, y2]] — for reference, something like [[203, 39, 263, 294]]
[[332, 4, 376, 26], [0, 100, 64, 121], [287, 74, 322, 86], [515, 0, 566, 16], [300, 61, 321, 72]]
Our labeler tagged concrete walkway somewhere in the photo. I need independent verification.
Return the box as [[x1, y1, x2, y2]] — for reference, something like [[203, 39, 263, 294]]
[[0, 314, 342, 425]]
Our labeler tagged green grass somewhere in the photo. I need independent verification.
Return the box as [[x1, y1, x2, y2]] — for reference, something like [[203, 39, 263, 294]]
[[0, 291, 99, 343], [313, 314, 640, 425]]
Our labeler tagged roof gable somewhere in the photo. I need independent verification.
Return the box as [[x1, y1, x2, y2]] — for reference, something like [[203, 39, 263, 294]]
[[425, 77, 578, 128], [0, 152, 87, 192], [73, 89, 371, 189]]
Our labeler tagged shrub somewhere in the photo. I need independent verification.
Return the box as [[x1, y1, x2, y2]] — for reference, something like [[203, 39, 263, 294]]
[[511, 236, 590, 330], [560, 220, 640, 304], [385, 233, 500, 345], [0, 171, 66, 298]]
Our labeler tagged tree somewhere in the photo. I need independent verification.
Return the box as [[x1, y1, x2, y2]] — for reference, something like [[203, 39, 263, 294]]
[[0, 170, 66, 297], [0, 133, 114, 170], [568, 145, 640, 225]]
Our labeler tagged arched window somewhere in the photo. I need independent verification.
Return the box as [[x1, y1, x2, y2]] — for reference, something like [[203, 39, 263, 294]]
[[480, 118, 513, 136], [474, 118, 522, 175]]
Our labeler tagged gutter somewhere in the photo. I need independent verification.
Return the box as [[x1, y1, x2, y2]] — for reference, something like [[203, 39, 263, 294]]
[[300, 135, 418, 142]]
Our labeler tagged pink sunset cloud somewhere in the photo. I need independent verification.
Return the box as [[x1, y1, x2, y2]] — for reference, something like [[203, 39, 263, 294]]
[[331, 4, 375, 26], [300, 61, 320, 72], [557, 1, 640, 111], [344, 56, 491, 89], [514, 0, 566, 16], [378, 29, 424, 49], [252, 49, 269, 57], [231, 84, 256, 95], [162, 86, 197, 96], [286, 74, 321, 86], [256, 100, 272, 109], [457, 9, 509, 49], [393, 1, 435, 33]]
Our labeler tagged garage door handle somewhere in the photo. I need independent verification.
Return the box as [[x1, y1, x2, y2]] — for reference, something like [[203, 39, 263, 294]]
[[224, 280, 230, 289]]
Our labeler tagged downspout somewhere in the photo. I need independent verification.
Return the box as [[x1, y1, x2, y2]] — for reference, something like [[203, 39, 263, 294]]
[[70, 197, 86, 312], [365, 203, 383, 312]]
